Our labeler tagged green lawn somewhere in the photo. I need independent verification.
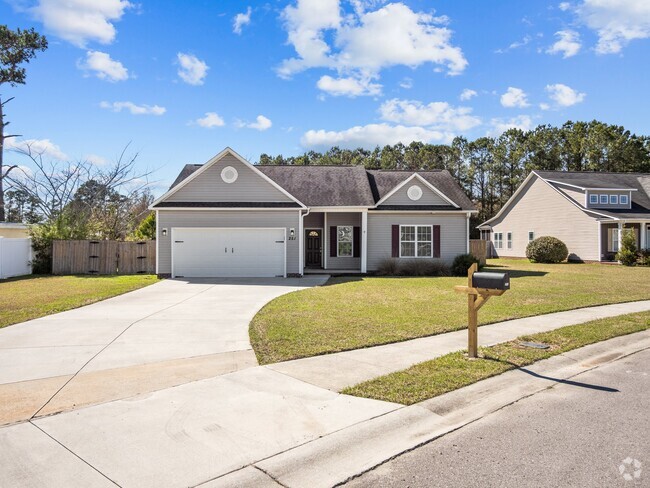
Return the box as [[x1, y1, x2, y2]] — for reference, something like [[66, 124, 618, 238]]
[[0, 274, 160, 328], [250, 259, 650, 364], [342, 311, 650, 405]]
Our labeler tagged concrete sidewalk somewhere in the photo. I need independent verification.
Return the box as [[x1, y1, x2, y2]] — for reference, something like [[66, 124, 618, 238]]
[[269, 300, 650, 390]]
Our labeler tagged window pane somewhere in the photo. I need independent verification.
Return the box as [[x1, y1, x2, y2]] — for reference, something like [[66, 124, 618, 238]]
[[418, 242, 432, 257], [338, 242, 352, 257], [338, 226, 352, 242], [417, 226, 432, 242], [401, 226, 415, 241], [401, 242, 415, 257]]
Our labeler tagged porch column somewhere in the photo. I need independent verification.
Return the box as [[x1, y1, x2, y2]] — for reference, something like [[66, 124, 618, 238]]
[[617, 222, 623, 253], [298, 210, 304, 276], [361, 210, 368, 273], [597, 221, 602, 261]]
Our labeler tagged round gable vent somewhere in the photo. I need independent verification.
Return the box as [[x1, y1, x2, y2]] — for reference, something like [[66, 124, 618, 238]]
[[221, 166, 238, 184], [407, 185, 423, 201]]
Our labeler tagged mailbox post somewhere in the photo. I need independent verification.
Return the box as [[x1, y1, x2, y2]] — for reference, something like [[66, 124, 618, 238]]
[[454, 263, 509, 358]]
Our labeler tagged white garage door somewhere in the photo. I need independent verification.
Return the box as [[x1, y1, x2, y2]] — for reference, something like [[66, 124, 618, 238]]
[[172, 228, 286, 278]]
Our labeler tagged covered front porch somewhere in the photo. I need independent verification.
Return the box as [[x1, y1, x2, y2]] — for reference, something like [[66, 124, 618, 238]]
[[600, 220, 650, 261], [300, 209, 367, 274]]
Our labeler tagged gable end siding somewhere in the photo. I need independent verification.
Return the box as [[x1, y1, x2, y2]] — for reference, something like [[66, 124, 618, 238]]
[[489, 176, 599, 261], [167, 154, 293, 203], [382, 182, 449, 206]]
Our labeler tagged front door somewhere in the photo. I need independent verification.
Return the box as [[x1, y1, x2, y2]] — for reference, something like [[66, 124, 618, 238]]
[[305, 229, 322, 268]]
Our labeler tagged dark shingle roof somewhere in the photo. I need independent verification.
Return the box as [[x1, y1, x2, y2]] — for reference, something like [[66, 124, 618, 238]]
[[167, 163, 475, 210], [536, 171, 650, 219], [256, 165, 375, 206]]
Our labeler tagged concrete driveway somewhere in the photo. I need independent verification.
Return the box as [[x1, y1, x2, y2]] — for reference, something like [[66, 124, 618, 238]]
[[0, 276, 327, 424]]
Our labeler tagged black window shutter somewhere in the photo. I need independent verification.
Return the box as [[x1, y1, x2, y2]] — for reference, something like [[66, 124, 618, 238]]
[[433, 225, 441, 258], [330, 226, 337, 257], [353, 226, 360, 257], [391, 225, 399, 258]]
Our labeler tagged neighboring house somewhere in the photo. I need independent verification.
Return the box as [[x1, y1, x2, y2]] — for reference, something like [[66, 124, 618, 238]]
[[0, 222, 29, 238], [478, 170, 650, 262], [150, 147, 476, 278]]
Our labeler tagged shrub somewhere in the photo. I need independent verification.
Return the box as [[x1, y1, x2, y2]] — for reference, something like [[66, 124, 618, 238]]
[[451, 253, 481, 276], [615, 229, 637, 266], [375, 258, 450, 277], [525, 236, 568, 263], [638, 250, 650, 267], [376, 258, 400, 276]]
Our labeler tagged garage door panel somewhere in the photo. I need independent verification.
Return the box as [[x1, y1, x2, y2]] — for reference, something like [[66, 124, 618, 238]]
[[172, 228, 285, 278]]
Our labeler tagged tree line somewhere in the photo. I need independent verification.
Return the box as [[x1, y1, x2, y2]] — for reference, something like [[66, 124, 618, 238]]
[[260, 121, 650, 228]]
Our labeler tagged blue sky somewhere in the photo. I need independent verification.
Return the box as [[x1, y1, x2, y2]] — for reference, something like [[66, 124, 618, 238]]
[[2, 0, 650, 192]]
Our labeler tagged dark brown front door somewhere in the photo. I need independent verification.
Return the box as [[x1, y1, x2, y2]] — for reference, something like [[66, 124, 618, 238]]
[[305, 229, 322, 268]]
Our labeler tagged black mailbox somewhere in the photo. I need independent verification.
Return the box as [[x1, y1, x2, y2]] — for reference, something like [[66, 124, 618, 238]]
[[472, 271, 510, 290]]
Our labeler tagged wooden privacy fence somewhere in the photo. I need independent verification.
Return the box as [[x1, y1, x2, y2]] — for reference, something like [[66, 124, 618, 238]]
[[469, 239, 487, 266], [52, 240, 155, 275]]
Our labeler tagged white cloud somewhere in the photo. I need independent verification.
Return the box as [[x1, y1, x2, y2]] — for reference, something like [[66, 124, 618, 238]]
[[540, 102, 551, 110], [547, 30, 581, 58], [302, 123, 453, 150], [5, 138, 68, 160], [30, 0, 132, 47], [500, 87, 530, 108], [379, 98, 481, 132], [78, 50, 129, 82], [238, 115, 272, 131], [100, 101, 166, 115], [576, 0, 650, 54], [176, 53, 209, 86], [488, 115, 534, 136], [316, 75, 381, 97], [459, 88, 477, 101], [495, 35, 532, 54], [278, 1, 467, 83], [545, 83, 586, 107], [559, 2, 571, 11], [233, 6, 252, 34], [85, 154, 108, 165], [399, 77, 413, 89], [195, 112, 225, 128]]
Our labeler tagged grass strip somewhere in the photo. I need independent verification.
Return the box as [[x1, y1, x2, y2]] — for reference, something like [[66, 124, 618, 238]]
[[341, 311, 650, 405], [0, 274, 160, 328]]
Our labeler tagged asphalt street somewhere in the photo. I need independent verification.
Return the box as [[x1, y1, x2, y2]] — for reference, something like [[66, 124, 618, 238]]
[[345, 348, 650, 488]]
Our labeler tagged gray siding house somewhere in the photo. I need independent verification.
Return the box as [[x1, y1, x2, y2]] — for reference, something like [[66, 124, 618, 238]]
[[151, 148, 476, 278], [478, 171, 650, 262]]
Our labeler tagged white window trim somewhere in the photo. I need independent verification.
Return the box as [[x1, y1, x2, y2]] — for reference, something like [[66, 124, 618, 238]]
[[620, 194, 629, 205], [609, 228, 620, 253], [609, 194, 618, 204], [336, 225, 354, 258], [599, 194, 608, 204], [399, 224, 433, 258], [589, 194, 598, 205], [506, 232, 513, 249], [494, 232, 503, 250]]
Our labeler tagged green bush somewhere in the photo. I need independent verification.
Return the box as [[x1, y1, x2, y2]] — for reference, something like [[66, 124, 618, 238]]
[[525, 236, 569, 263], [375, 258, 450, 277], [451, 253, 481, 276], [615, 229, 637, 266], [638, 250, 650, 266]]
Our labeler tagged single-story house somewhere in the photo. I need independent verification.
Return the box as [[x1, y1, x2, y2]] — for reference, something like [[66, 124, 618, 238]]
[[0, 222, 29, 238], [478, 170, 650, 262], [150, 147, 476, 278]]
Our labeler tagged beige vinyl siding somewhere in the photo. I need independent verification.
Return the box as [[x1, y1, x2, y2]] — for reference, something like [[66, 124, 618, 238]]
[[157, 210, 300, 275], [326, 212, 361, 270], [366, 213, 468, 269], [489, 176, 600, 261], [0, 228, 29, 238], [382, 182, 449, 206], [167, 154, 293, 203]]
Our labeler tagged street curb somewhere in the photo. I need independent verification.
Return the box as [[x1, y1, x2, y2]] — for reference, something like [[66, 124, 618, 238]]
[[237, 330, 650, 488]]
